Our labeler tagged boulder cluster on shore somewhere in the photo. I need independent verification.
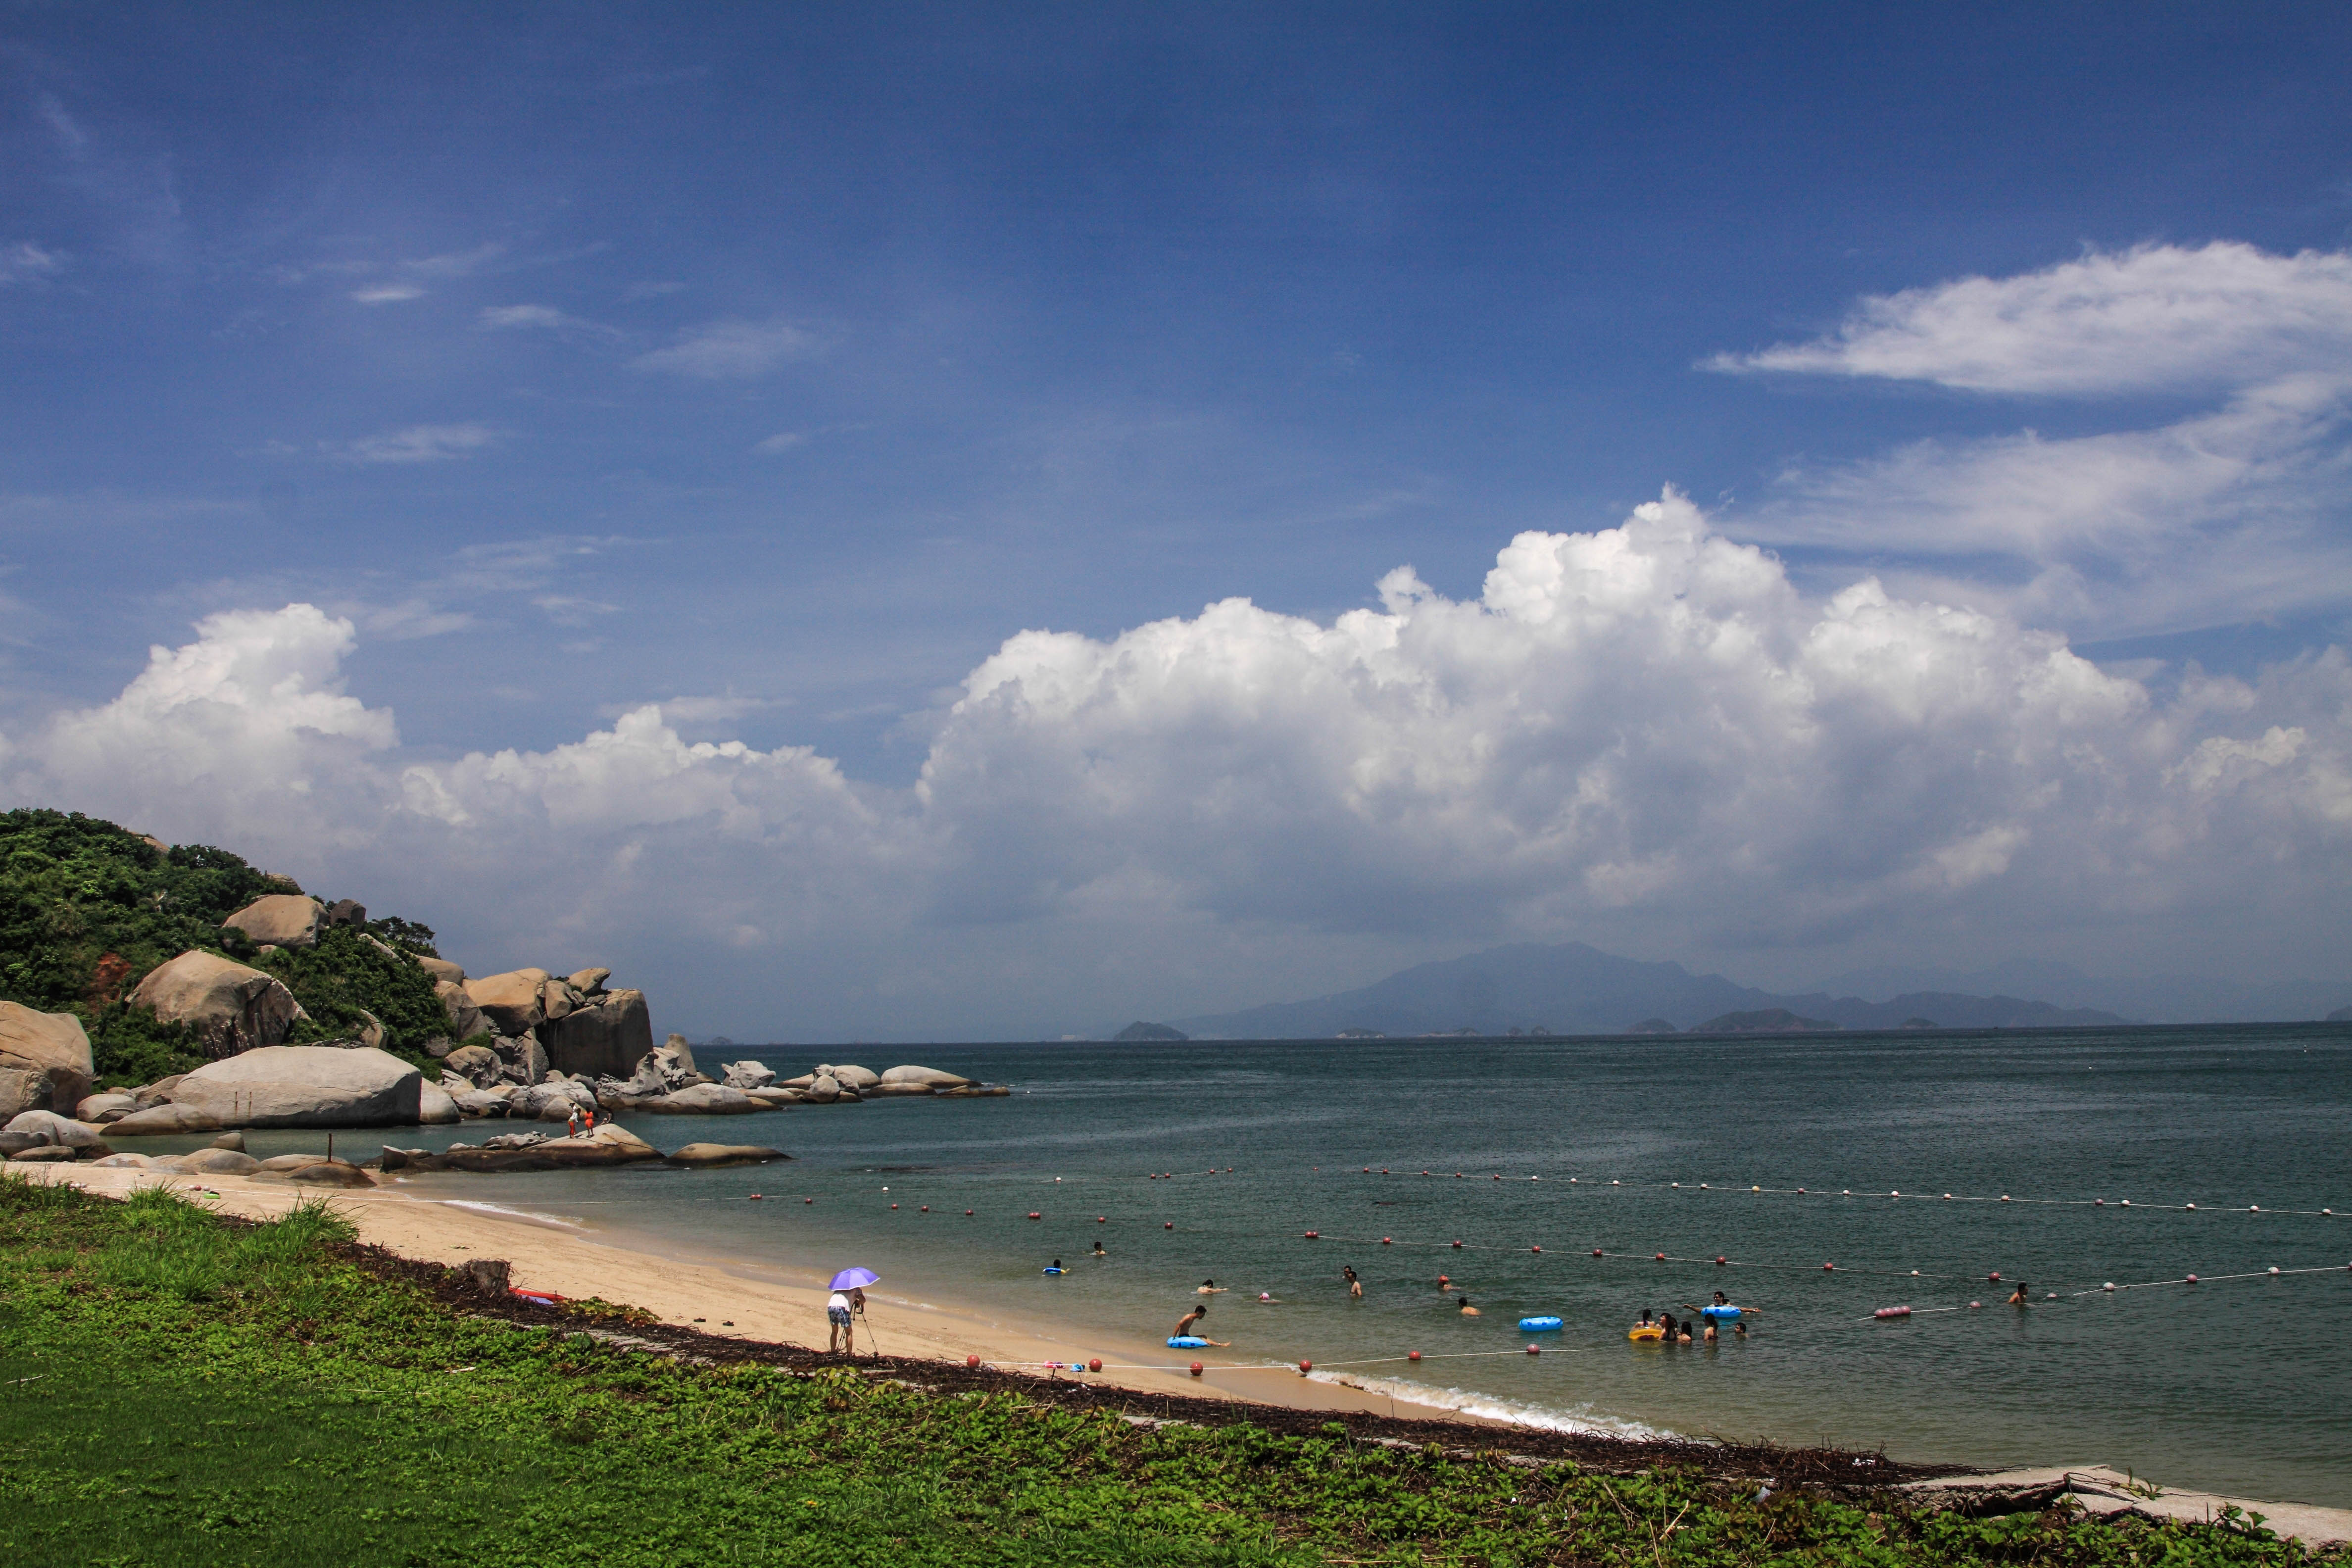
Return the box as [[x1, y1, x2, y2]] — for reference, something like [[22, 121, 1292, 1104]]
[[3, 888, 1006, 1162]]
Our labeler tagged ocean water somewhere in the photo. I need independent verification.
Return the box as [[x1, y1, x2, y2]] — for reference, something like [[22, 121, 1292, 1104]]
[[223, 1025, 2352, 1505]]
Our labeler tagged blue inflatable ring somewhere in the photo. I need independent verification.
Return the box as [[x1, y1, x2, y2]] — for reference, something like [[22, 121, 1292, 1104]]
[[1168, 1335, 1208, 1348], [1518, 1315, 1565, 1332]]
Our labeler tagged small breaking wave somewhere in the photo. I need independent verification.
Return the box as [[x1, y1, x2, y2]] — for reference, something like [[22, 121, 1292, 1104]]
[[1305, 1370, 1684, 1441], [440, 1199, 588, 1231]]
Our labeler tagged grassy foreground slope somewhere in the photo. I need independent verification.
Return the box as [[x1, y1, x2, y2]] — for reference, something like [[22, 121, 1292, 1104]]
[[0, 1177, 2332, 1568], [0, 807, 450, 1084]]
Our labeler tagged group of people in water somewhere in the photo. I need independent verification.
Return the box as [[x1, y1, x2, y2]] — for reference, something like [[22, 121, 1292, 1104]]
[[1630, 1294, 1755, 1343], [1154, 1269, 1758, 1347]]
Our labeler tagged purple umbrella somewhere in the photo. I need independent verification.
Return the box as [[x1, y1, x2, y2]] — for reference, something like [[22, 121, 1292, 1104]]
[[830, 1267, 880, 1290]]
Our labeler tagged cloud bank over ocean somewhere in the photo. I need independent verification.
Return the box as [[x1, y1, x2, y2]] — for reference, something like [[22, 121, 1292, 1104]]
[[6, 488, 2345, 1038]]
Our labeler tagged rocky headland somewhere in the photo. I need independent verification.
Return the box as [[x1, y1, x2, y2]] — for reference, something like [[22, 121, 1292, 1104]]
[[0, 809, 1005, 1168]]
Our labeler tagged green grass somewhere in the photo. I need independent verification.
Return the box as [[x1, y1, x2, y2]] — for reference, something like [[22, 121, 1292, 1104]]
[[0, 1176, 2334, 1568]]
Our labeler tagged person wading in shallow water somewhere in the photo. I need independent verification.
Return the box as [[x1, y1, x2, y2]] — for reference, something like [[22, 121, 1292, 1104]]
[[1342, 1265, 1363, 1299], [1173, 1303, 1229, 1346]]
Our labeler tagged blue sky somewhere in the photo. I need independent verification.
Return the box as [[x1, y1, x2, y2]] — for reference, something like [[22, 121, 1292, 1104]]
[[5, 5, 2350, 1037]]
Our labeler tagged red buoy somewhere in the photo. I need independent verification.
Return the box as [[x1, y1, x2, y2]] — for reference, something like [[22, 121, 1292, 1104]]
[[1088, 1358, 1103, 1372], [1989, 1272, 2001, 1281], [1525, 1344, 1540, 1355], [1452, 1239, 1463, 1249], [1408, 1350, 1421, 1361], [1165, 1221, 1174, 1229], [1097, 1216, 1105, 1223], [1304, 1230, 1319, 1239], [966, 1210, 974, 1216], [1531, 1245, 1542, 1254], [1299, 1360, 1313, 1374], [1029, 1211, 1041, 1220], [1823, 1262, 1835, 1271], [921, 1205, 929, 1212], [805, 1198, 814, 1205], [2186, 1274, 2199, 1283], [891, 1203, 898, 1210], [966, 1355, 980, 1368], [1592, 1248, 1603, 1257], [1189, 1361, 1203, 1377], [1715, 1255, 1726, 1266], [1655, 1252, 1666, 1261], [749, 1194, 762, 1201]]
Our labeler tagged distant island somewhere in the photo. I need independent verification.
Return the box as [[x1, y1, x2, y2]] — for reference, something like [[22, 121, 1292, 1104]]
[[1170, 941, 2141, 1039], [1692, 1008, 1838, 1034], [1111, 1021, 1188, 1042]]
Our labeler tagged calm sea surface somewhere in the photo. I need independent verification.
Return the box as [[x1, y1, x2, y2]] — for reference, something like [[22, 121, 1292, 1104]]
[[218, 1025, 2352, 1506]]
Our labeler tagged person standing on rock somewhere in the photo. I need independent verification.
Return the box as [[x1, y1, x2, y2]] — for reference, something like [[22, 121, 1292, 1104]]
[[566, 1106, 581, 1138]]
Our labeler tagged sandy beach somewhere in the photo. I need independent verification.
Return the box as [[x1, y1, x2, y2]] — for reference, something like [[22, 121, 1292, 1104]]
[[24, 1162, 1498, 1426]]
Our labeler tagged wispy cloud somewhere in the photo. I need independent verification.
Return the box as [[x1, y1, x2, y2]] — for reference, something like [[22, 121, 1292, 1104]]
[[752, 431, 807, 454], [534, 594, 621, 626], [403, 243, 508, 280], [477, 303, 625, 342], [634, 315, 815, 379], [350, 283, 424, 305], [0, 243, 66, 286], [1708, 242, 2352, 395], [326, 424, 499, 464]]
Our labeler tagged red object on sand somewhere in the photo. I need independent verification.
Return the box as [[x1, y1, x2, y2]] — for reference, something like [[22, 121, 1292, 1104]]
[[1189, 1361, 1203, 1377], [509, 1287, 568, 1307], [1088, 1358, 1102, 1372], [966, 1355, 980, 1368], [1298, 1360, 1312, 1374]]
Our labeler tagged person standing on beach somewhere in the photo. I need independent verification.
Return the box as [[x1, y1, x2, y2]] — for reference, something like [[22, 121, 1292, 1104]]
[[827, 1287, 854, 1353]]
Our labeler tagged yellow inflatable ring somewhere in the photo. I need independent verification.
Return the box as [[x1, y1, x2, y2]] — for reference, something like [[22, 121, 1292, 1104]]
[[1627, 1327, 1664, 1341]]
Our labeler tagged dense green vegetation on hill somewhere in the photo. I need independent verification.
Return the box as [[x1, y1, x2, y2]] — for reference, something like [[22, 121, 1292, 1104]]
[[1, 1176, 2332, 1568], [0, 808, 449, 1084]]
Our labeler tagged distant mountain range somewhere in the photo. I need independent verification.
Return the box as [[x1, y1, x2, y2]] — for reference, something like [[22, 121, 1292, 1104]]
[[1167, 942, 2164, 1040], [1806, 960, 2352, 1026]]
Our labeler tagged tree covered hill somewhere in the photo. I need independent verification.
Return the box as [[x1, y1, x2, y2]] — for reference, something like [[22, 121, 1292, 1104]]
[[0, 808, 452, 1085]]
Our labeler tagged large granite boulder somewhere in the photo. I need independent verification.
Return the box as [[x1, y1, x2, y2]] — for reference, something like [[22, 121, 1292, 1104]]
[[541, 988, 653, 1079], [0, 1002, 95, 1118], [434, 980, 490, 1042], [169, 1046, 421, 1128], [493, 1031, 549, 1084], [442, 1043, 503, 1089], [9, 1144, 82, 1163], [131, 1075, 184, 1110], [3, 1109, 109, 1149], [383, 1121, 661, 1173], [567, 967, 611, 996], [416, 956, 466, 985], [128, 950, 306, 1058], [417, 1081, 463, 1125], [177, 1148, 263, 1176], [881, 1065, 974, 1089], [720, 1060, 776, 1090], [104, 1102, 225, 1136], [638, 1083, 758, 1114], [464, 969, 550, 1035], [804, 1074, 841, 1103], [220, 894, 324, 949], [818, 1063, 879, 1090], [76, 1092, 137, 1123], [289, 1160, 374, 1187], [666, 1143, 792, 1167]]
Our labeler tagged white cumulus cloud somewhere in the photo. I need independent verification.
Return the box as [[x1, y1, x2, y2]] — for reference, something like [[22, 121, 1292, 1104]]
[[5, 497, 2348, 1034]]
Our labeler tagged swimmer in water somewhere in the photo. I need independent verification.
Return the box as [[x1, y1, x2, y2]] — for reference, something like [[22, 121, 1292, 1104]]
[[1343, 1265, 1363, 1299], [1173, 1304, 1229, 1346], [1458, 1296, 1480, 1316], [1682, 1291, 1756, 1339], [1658, 1312, 1679, 1343], [1091, 1240, 1106, 1257], [2008, 1280, 2030, 1306], [1436, 1274, 1451, 1290], [1198, 1279, 1226, 1295]]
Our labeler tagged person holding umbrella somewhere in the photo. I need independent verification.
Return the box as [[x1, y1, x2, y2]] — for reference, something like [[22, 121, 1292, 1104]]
[[828, 1267, 879, 1354]]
